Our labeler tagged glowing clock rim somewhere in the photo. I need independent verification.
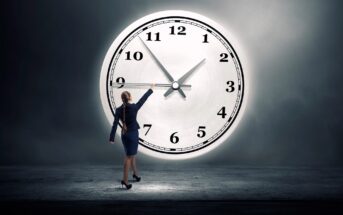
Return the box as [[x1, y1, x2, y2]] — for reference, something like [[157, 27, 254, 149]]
[[99, 10, 249, 160]]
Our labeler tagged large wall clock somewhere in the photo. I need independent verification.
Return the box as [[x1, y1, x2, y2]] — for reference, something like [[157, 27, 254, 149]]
[[100, 10, 248, 160]]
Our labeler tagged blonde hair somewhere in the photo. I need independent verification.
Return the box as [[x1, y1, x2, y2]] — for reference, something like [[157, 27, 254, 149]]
[[120, 91, 131, 134], [121, 91, 131, 105]]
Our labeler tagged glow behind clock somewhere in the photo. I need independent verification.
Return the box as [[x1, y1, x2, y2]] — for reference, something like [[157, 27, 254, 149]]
[[100, 11, 248, 160]]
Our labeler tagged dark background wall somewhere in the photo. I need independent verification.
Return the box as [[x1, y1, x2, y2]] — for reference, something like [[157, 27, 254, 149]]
[[1, 0, 342, 166]]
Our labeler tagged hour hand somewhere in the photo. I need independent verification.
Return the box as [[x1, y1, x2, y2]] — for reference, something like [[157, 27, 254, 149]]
[[164, 58, 206, 98], [178, 58, 206, 85]]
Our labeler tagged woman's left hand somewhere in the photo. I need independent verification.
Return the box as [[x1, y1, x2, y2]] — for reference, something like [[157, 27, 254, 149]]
[[151, 83, 156, 90], [109, 141, 115, 144]]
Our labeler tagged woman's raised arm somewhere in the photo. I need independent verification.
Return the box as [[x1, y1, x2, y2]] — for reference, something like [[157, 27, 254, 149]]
[[136, 88, 154, 110]]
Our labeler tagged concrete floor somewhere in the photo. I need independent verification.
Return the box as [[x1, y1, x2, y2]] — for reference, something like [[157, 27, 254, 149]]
[[0, 164, 343, 214]]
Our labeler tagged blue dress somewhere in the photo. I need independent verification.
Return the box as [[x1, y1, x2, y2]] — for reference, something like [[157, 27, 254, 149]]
[[109, 89, 153, 156]]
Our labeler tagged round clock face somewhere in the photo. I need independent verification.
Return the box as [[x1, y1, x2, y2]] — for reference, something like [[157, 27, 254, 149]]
[[100, 10, 247, 160]]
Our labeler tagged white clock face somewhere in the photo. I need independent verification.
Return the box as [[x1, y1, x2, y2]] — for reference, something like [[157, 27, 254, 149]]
[[100, 10, 247, 160]]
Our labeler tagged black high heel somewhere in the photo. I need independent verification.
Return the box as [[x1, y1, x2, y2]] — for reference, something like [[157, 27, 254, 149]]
[[121, 180, 132, 189], [133, 174, 141, 182]]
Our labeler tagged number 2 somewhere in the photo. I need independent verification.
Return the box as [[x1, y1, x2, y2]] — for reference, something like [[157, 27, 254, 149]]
[[219, 53, 228, 62]]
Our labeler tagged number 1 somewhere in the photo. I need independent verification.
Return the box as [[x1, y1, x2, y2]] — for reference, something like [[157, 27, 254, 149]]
[[203, 34, 209, 43]]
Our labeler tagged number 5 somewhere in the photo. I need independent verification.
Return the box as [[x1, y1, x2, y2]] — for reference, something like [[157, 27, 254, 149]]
[[197, 126, 206, 138]]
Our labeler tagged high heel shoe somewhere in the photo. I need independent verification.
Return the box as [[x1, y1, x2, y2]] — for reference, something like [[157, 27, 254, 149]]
[[121, 180, 132, 189], [133, 174, 141, 182]]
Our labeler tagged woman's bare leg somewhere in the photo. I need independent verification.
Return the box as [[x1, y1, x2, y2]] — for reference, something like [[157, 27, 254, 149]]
[[123, 156, 132, 183], [131, 156, 138, 176]]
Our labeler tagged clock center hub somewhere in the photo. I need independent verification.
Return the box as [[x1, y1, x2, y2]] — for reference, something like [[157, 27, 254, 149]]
[[172, 81, 180, 90]]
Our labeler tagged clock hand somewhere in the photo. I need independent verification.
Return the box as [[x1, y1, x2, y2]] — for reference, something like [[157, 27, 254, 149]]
[[138, 36, 187, 97], [111, 82, 192, 88], [164, 86, 187, 98], [138, 36, 175, 82], [164, 58, 206, 97], [177, 58, 206, 85]]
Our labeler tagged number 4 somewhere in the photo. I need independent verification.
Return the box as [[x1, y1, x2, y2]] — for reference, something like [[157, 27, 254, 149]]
[[217, 107, 227, 118]]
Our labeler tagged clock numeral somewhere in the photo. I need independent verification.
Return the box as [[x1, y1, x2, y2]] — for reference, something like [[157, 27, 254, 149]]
[[226, 81, 235, 92], [169, 26, 186, 35], [217, 107, 227, 119], [125, 51, 143, 61], [116, 77, 125, 88], [170, 132, 179, 144], [219, 53, 229, 62], [202, 34, 209, 43], [146, 32, 161, 41], [197, 126, 206, 138], [143, 124, 152, 135]]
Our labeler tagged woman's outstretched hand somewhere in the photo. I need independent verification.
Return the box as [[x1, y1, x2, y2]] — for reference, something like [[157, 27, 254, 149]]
[[151, 83, 156, 90], [109, 141, 115, 144]]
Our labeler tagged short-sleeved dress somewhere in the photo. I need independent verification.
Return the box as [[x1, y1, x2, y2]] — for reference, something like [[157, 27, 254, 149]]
[[109, 89, 153, 156]]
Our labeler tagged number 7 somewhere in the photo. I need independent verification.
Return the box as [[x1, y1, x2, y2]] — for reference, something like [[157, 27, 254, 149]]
[[143, 124, 152, 135]]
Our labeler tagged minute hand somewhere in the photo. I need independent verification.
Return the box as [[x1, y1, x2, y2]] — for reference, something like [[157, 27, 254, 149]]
[[139, 37, 174, 82], [139, 37, 187, 97], [164, 58, 206, 97]]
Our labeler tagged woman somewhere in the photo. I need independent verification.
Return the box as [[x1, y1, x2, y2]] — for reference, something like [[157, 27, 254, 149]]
[[109, 84, 154, 189]]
